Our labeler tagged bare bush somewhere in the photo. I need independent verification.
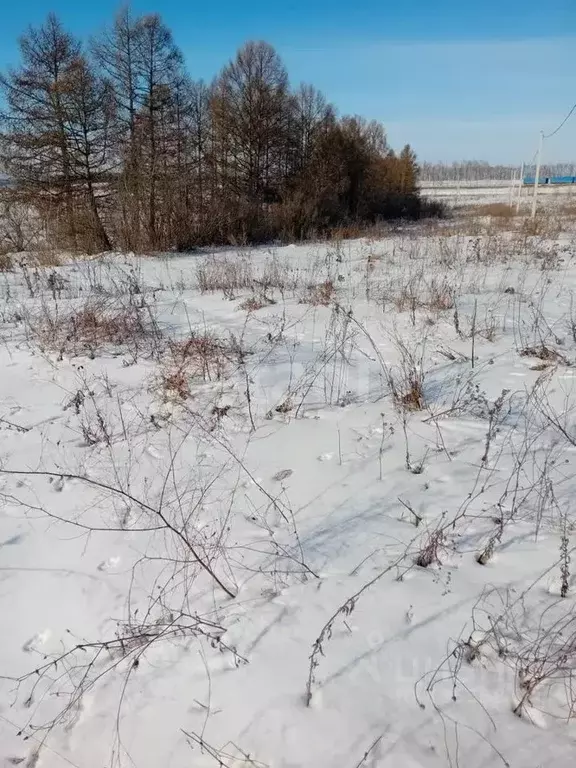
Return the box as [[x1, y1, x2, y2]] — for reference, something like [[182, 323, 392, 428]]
[[239, 295, 273, 312], [0, 192, 46, 252], [512, 604, 576, 720], [521, 214, 561, 240], [420, 577, 576, 753], [259, 256, 300, 294], [157, 332, 231, 401], [299, 279, 336, 306], [381, 273, 454, 317], [387, 336, 427, 412], [28, 247, 63, 267], [520, 344, 568, 366], [427, 278, 455, 311], [24, 296, 160, 359], [197, 256, 253, 297], [415, 527, 446, 568], [476, 203, 516, 219]]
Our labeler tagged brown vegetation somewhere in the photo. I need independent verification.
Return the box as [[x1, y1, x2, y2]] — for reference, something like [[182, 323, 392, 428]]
[[300, 280, 336, 306], [398, 377, 426, 411], [26, 299, 157, 357], [476, 203, 516, 219], [239, 296, 273, 312], [158, 333, 231, 401], [520, 345, 568, 365]]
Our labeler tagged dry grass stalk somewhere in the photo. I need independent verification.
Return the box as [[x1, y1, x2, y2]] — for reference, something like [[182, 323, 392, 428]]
[[476, 203, 516, 219], [239, 295, 274, 312], [399, 377, 426, 411], [520, 345, 568, 365], [197, 256, 253, 297], [158, 332, 230, 401], [300, 279, 336, 306], [415, 529, 445, 568], [29, 247, 63, 267], [28, 299, 156, 357]]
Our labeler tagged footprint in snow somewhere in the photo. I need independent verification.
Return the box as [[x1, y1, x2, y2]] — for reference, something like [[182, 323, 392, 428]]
[[317, 453, 333, 462], [241, 477, 262, 488], [301, 411, 321, 420], [51, 476, 65, 492], [273, 469, 293, 482], [0, 533, 25, 548], [22, 629, 51, 653], [98, 556, 121, 572]]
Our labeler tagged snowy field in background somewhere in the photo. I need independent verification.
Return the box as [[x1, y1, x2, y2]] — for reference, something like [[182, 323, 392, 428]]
[[1, 229, 576, 767], [420, 179, 576, 206]]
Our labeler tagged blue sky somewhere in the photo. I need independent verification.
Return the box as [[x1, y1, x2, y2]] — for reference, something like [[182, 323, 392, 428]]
[[1, 0, 574, 163]]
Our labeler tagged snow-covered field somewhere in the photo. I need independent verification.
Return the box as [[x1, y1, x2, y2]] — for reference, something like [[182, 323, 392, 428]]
[[2, 226, 576, 767], [420, 180, 576, 206]]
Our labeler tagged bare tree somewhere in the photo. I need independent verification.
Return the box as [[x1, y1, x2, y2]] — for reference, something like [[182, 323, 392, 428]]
[[92, 6, 144, 248], [134, 13, 184, 248], [211, 41, 291, 230], [64, 55, 113, 250], [2, 15, 433, 251], [0, 14, 80, 245]]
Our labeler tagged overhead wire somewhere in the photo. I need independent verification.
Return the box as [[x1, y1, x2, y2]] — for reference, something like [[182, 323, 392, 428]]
[[543, 102, 576, 140], [521, 100, 576, 173], [524, 99, 576, 217], [526, 104, 576, 173]]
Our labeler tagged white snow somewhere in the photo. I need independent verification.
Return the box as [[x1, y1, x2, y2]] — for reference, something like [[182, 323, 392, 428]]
[[1, 230, 576, 767]]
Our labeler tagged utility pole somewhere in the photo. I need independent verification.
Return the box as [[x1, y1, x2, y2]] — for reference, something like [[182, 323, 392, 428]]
[[531, 131, 544, 220], [456, 164, 460, 203], [516, 161, 524, 213]]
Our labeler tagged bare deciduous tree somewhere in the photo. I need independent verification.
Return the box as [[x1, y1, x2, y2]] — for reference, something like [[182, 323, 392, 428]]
[[1, 14, 433, 252]]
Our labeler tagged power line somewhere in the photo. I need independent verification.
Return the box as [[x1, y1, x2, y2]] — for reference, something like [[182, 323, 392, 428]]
[[543, 102, 576, 139], [530, 101, 576, 218], [519, 100, 576, 218]]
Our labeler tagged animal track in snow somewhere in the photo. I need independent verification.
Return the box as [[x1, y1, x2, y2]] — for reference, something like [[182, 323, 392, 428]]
[[50, 476, 65, 492], [22, 629, 51, 653], [240, 476, 262, 489], [0, 533, 25, 548], [97, 556, 120, 572], [272, 469, 293, 482]]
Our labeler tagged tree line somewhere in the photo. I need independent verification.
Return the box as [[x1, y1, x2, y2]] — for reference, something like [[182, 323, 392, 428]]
[[420, 161, 576, 183], [0, 10, 427, 253]]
